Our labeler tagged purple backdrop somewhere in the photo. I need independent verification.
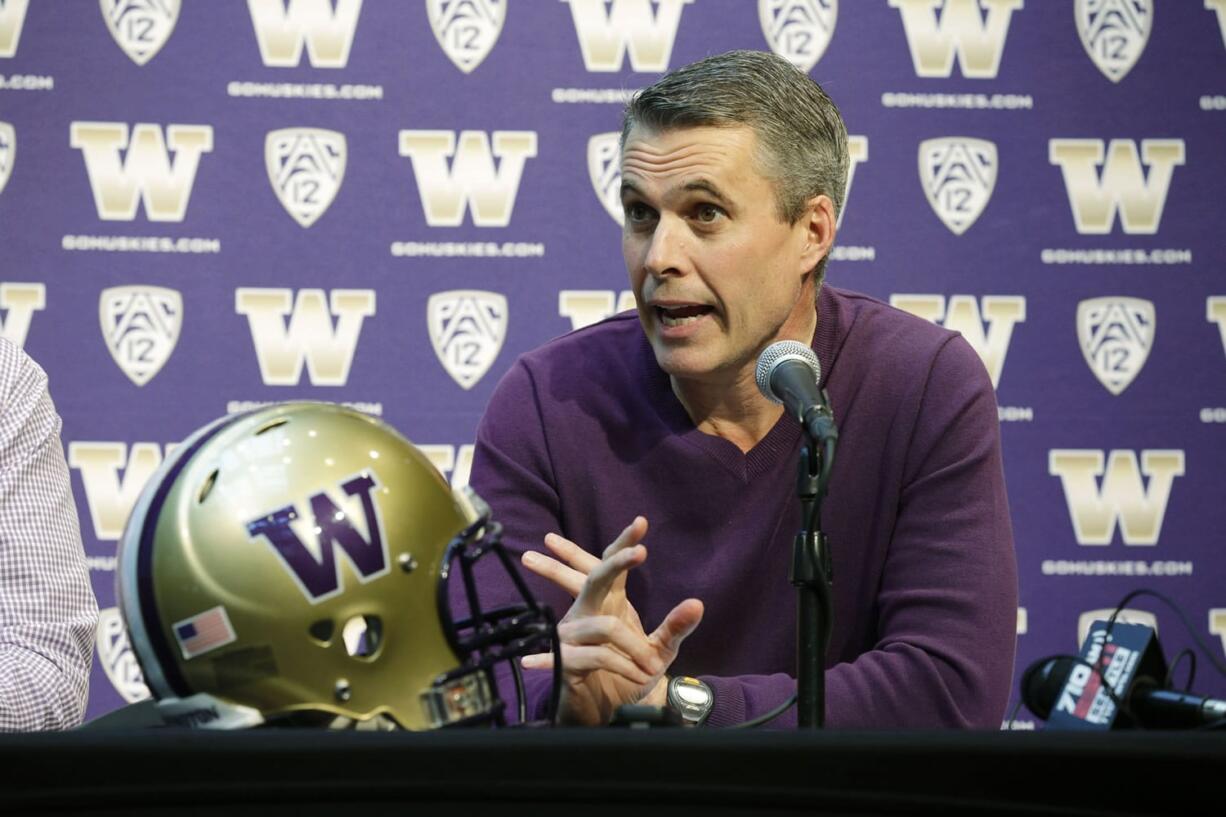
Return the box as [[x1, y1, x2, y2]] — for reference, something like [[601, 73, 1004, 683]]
[[0, 0, 1223, 727]]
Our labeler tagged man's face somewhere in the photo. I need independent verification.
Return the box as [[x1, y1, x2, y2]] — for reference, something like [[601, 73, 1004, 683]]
[[620, 124, 826, 385]]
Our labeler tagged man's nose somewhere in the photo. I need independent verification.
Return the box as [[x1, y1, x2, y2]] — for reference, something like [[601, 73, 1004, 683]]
[[643, 216, 687, 278]]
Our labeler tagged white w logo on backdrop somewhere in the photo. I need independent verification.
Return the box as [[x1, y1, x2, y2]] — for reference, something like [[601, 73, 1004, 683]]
[[1075, 0, 1151, 83], [428, 290, 506, 390], [248, 0, 363, 68], [889, 295, 1024, 390], [889, 0, 1023, 79], [236, 288, 375, 386], [564, 0, 694, 72], [399, 130, 536, 227], [559, 290, 637, 331], [428, 0, 505, 73], [918, 137, 997, 235], [0, 0, 29, 58], [840, 135, 867, 228], [265, 128, 346, 228], [68, 441, 168, 540], [101, 0, 180, 66], [100, 286, 182, 387], [1077, 297, 1154, 396], [0, 282, 45, 348], [759, 0, 837, 73], [70, 122, 214, 221], [1049, 139, 1184, 234], [1208, 0, 1226, 50], [0, 121, 13, 198], [1048, 449, 1184, 546], [1209, 297, 1226, 359]]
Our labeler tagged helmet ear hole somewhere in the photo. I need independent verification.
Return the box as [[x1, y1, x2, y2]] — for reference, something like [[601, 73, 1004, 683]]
[[308, 619, 334, 644], [255, 418, 290, 436], [197, 469, 219, 504], [342, 615, 383, 660]]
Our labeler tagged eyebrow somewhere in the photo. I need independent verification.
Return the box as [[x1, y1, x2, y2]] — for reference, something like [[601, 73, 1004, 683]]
[[620, 178, 730, 202]]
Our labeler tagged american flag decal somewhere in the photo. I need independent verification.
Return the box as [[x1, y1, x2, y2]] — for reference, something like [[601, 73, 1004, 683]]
[[172, 606, 237, 660]]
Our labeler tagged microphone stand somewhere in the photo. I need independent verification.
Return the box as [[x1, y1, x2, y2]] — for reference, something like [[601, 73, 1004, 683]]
[[792, 390, 837, 729]]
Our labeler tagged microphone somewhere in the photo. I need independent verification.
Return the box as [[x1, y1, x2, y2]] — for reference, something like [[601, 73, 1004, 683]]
[[755, 341, 835, 441], [1021, 621, 1226, 730]]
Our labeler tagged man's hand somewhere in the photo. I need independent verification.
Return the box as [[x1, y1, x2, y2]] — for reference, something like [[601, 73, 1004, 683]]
[[519, 516, 704, 726]]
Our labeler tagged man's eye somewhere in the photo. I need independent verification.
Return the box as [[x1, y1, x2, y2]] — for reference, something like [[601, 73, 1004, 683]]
[[695, 204, 722, 223], [625, 203, 654, 222]]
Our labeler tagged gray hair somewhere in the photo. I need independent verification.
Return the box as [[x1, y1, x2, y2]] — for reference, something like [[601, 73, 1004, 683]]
[[622, 50, 849, 283]]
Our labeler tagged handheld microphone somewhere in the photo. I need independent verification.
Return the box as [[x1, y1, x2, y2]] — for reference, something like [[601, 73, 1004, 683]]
[[755, 341, 835, 442], [1021, 621, 1226, 730]]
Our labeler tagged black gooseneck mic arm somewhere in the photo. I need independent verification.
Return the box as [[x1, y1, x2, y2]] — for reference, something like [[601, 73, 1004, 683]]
[[756, 341, 839, 729]]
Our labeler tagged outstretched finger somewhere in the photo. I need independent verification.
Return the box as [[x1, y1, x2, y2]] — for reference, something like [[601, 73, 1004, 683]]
[[521, 549, 586, 598], [649, 598, 705, 660], [542, 532, 601, 575], [572, 542, 646, 617]]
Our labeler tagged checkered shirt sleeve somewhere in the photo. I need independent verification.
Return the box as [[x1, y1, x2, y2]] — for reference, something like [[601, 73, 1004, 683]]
[[0, 339, 98, 730]]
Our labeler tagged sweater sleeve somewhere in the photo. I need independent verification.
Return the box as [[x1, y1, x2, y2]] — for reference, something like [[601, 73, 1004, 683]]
[[704, 335, 1018, 729], [464, 359, 574, 723]]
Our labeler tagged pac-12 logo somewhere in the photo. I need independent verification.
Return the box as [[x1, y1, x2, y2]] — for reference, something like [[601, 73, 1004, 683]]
[[1077, 297, 1153, 396], [918, 137, 997, 235], [0, 282, 45, 348], [588, 132, 623, 225], [246, 473, 389, 604], [70, 122, 214, 222], [1049, 139, 1184, 235], [0, 121, 14, 197], [1075, 0, 1150, 83], [0, 0, 30, 58], [97, 607, 151, 704], [100, 285, 182, 387], [265, 128, 346, 228], [428, 290, 506, 390], [101, 0, 180, 66], [1048, 449, 1184, 546], [398, 130, 536, 227], [889, 0, 1024, 79], [427, 0, 505, 73], [563, 0, 694, 72], [759, 0, 837, 72], [247, 0, 363, 68]]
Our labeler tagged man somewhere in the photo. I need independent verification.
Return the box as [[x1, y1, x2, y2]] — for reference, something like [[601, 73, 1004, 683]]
[[0, 337, 97, 730], [470, 50, 1017, 728]]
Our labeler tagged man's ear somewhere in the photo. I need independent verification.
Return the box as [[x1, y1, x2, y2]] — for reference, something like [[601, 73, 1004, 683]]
[[798, 194, 837, 276]]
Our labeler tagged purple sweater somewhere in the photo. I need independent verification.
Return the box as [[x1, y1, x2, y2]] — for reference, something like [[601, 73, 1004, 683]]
[[469, 285, 1018, 728]]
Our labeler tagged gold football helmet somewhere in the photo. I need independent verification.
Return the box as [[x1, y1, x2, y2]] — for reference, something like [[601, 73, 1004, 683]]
[[117, 402, 557, 729]]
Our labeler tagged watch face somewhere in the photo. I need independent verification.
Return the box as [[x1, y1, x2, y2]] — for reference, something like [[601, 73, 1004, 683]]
[[669, 677, 712, 724], [673, 684, 710, 707]]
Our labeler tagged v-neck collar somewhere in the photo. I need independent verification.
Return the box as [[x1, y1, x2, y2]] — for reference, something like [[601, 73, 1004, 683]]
[[640, 288, 843, 484]]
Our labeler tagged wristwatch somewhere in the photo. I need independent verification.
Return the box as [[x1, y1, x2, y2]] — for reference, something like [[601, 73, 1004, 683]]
[[667, 676, 713, 726]]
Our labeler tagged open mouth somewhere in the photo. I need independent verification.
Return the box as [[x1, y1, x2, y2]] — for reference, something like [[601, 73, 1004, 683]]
[[656, 304, 714, 327]]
